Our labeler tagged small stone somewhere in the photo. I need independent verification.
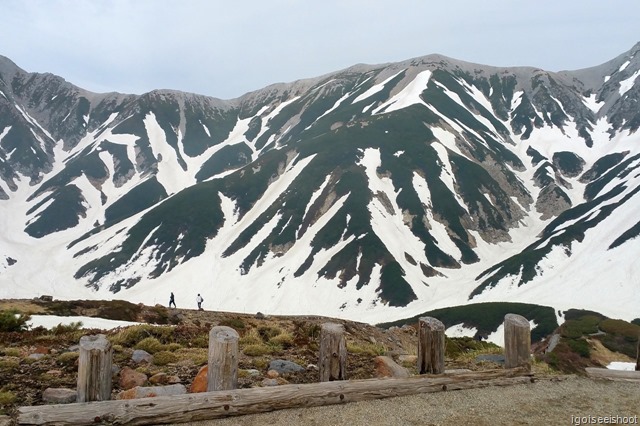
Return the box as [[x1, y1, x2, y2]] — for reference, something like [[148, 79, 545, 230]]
[[167, 375, 182, 384], [255, 312, 266, 319], [244, 369, 261, 377], [268, 359, 305, 375], [45, 369, 63, 377], [34, 345, 49, 354], [149, 372, 168, 385], [119, 366, 148, 390], [132, 349, 153, 364], [306, 364, 318, 371], [261, 378, 279, 387], [28, 353, 45, 360], [42, 388, 77, 404], [266, 369, 279, 379]]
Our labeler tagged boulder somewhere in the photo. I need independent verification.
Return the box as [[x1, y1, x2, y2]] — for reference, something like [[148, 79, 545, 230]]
[[42, 388, 77, 404], [374, 356, 410, 378], [119, 366, 148, 390], [190, 365, 208, 393], [132, 349, 153, 364], [117, 384, 187, 400], [268, 359, 305, 375]]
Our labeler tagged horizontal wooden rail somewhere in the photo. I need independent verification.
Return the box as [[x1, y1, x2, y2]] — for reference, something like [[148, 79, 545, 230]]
[[18, 367, 532, 425], [585, 367, 640, 382]]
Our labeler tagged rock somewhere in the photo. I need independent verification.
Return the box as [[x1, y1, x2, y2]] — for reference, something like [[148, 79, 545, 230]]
[[68, 345, 79, 352], [42, 388, 77, 404], [475, 354, 505, 364], [0, 415, 12, 426], [111, 364, 121, 376], [255, 312, 266, 319], [261, 378, 279, 387], [117, 384, 187, 400], [268, 359, 305, 375], [244, 369, 261, 377], [132, 349, 153, 364], [39, 295, 53, 302], [190, 365, 208, 393], [149, 372, 169, 385], [374, 356, 410, 378], [167, 375, 182, 384], [33, 345, 49, 354], [266, 369, 279, 379], [306, 364, 318, 371], [28, 353, 45, 360], [119, 366, 148, 390], [45, 369, 63, 377]]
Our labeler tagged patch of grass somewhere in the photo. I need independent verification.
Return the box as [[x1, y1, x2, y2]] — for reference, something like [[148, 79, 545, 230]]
[[239, 329, 262, 346], [174, 348, 208, 366], [243, 344, 272, 357], [0, 357, 21, 370], [598, 319, 640, 340], [109, 324, 174, 346], [347, 342, 386, 357], [153, 351, 178, 366], [135, 337, 165, 354], [257, 326, 282, 341], [446, 336, 501, 359], [0, 347, 22, 357], [0, 390, 16, 406], [219, 317, 246, 331], [560, 315, 602, 339], [57, 352, 79, 366], [269, 332, 294, 349]]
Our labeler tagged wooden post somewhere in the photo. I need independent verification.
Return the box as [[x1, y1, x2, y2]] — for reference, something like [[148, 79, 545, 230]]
[[504, 314, 531, 369], [319, 322, 347, 381], [207, 326, 239, 391], [417, 317, 445, 374], [77, 334, 113, 402]]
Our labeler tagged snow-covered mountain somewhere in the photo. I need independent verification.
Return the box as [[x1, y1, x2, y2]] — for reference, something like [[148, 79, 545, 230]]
[[1, 43, 639, 324]]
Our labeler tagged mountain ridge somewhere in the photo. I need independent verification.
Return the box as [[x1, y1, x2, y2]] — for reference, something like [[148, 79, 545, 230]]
[[1, 43, 639, 324]]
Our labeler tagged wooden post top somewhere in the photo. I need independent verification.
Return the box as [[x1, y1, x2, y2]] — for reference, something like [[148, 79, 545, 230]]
[[209, 326, 239, 341], [321, 322, 345, 333], [419, 317, 445, 331], [504, 314, 530, 327], [79, 334, 110, 350]]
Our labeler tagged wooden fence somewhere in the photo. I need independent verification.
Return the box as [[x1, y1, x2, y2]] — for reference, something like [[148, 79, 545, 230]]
[[17, 313, 534, 425]]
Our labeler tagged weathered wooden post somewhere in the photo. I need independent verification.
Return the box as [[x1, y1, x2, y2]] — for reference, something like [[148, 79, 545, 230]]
[[417, 317, 445, 374], [319, 322, 347, 381], [504, 314, 531, 369], [77, 334, 113, 402], [207, 326, 239, 391]]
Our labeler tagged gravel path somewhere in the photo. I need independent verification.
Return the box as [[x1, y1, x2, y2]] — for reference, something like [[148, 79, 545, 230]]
[[174, 377, 639, 426]]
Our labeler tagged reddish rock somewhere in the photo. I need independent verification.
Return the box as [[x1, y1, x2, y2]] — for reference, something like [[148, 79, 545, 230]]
[[34, 345, 49, 354], [374, 356, 410, 378], [189, 365, 208, 393], [266, 369, 279, 379], [149, 372, 168, 385], [119, 366, 147, 390]]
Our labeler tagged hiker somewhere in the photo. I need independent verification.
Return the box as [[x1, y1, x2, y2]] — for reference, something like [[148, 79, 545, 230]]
[[169, 292, 176, 308], [196, 293, 204, 311]]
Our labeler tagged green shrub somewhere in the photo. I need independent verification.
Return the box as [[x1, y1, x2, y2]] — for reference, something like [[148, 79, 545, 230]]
[[0, 358, 20, 370], [0, 310, 31, 332], [153, 351, 178, 366], [566, 338, 590, 358], [560, 315, 602, 339], [239, 329, 262, 346], [599, 319, 640, 340], [109, 324, 174, 346], [0, 390, 16, 405], [135, 337, 164, 354]]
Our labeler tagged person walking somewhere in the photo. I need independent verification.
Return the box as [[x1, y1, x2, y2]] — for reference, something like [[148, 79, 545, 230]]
[[196, 293, 204, 311], [169, 292, 176, 308]]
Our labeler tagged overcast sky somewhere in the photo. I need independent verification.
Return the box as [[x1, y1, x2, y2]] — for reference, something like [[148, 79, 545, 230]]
[[2, 1, 639, 99]]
